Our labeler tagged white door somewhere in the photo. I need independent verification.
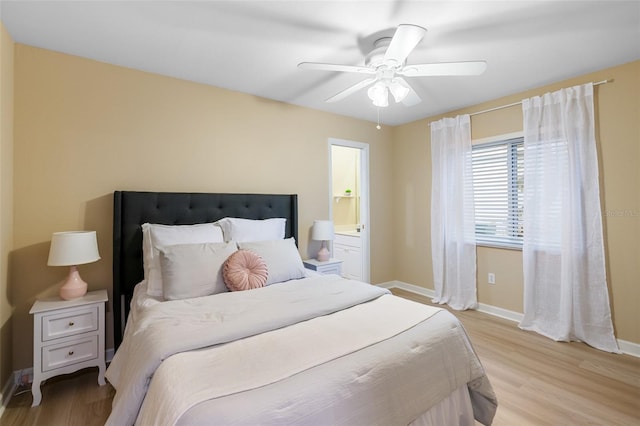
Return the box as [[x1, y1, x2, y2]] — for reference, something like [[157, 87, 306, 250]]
[[328, 138, 370, 283]]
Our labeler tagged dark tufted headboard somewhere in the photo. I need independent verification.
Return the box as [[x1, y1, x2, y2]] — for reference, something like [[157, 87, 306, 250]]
[[112, 191, 298, 349]]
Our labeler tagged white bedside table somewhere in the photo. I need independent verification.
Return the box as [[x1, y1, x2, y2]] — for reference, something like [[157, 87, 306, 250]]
[[303, 258, 343, 276], [29, 289, 108, 407]]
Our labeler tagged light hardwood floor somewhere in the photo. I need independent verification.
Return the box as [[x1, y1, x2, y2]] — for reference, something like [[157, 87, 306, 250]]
[[1, 368, 114, 426], [393, 289, 640, 425], [2, 288, 639, 425]]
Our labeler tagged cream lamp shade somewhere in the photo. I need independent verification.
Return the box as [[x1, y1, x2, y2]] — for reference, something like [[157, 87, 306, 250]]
[[311, 220, 334, 262], [48, 231, 101, 300]]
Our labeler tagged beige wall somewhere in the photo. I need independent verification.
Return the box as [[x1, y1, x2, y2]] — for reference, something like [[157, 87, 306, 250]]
[[0, 22, 15, 398], [10, 45, 394, 369], [393, 60, 640, 345], [331, 145, 360, 229]]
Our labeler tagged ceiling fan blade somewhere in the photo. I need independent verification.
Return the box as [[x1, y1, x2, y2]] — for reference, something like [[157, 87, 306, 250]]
[[325, 77, 377, 103], [298, 62, 374, 74], [383, 24, 427, 66], [399, 61, 487, 77], [395, 78, 422, 106]]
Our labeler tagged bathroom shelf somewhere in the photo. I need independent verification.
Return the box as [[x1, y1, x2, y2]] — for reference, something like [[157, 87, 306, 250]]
[[334, 195, 358, 203]]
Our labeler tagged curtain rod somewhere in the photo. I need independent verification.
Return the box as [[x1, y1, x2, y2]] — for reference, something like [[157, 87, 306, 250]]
[[429, 79, 611, 124]]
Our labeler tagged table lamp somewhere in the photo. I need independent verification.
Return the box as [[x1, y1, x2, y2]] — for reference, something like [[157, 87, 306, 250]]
[[47, 231, 101, 300], [312, 220, 334, 262]]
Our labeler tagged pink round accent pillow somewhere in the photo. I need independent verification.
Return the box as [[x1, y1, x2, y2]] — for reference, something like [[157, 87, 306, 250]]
[[223, 250, 268, 291]]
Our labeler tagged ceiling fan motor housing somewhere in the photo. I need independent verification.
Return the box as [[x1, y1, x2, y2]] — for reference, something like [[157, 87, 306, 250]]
[[365, 37, 403, 69]]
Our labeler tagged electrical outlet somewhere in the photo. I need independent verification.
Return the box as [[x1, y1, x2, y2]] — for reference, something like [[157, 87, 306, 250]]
[[488, 273, 496, 284]]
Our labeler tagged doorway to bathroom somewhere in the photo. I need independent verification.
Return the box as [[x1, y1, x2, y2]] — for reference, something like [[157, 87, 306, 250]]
[[328, 138, 370, 283]]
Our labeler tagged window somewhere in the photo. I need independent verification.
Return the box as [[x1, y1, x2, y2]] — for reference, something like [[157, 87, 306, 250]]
[[472, 136, 524, 248]]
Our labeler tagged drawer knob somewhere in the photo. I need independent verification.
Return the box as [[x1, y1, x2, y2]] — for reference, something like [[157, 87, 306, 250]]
[[68, 350, 74, 356], [68, 322, 75, 327]]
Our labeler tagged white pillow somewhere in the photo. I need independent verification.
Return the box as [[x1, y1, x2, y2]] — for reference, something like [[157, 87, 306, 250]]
[[159, 242, 237, 301], [237, 238, 306, 285], [216, 217, 286, 243], [142, 223, 225, 297]]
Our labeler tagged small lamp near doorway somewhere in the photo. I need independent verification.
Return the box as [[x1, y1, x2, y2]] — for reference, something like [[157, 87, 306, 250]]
[[312, 220, 334, 262]]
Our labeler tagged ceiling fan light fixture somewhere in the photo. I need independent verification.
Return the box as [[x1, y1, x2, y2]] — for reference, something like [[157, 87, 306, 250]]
[[367, 82, 389, 107], [389, 79, 410, 103]]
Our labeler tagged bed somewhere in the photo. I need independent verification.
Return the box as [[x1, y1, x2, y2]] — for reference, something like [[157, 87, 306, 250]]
[[106, 190, 497, 425]]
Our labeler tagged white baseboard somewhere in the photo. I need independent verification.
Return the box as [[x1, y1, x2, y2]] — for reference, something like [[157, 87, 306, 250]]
[[477, 302, 523, 323], [378, 281, 640, 358], [617, 339, 640, 358], [0, 371, 16, 418], [378, 280, 434, 297]]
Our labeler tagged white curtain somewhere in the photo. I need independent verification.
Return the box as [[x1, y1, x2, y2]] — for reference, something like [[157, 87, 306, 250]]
[[430, 115, 477, 310], [519, 83, 619, 353]]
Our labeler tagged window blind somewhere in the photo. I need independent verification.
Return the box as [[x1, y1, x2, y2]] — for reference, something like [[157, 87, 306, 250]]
[[472, 137, 524, 248]]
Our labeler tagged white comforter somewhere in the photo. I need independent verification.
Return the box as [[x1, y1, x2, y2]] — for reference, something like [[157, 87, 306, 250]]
[[106, 276, 497, 425]]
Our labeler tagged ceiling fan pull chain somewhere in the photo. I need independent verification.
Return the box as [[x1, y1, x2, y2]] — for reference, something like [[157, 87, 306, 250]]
[[376, 108, 381, 130]]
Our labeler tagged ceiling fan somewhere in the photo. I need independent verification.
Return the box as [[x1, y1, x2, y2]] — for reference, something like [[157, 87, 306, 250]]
[[298, 24, 487, 107]]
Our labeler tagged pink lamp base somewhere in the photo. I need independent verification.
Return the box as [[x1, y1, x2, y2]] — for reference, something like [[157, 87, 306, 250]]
[[59, 265, 88, 300], [316, 242, 330, 262]]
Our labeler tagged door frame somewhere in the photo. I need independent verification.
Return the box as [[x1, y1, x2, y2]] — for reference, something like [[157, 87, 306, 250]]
[[328, 138, 370, 283]]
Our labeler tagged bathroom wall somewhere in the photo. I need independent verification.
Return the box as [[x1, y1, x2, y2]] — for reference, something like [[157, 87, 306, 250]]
[[331, 145, 360, 230]]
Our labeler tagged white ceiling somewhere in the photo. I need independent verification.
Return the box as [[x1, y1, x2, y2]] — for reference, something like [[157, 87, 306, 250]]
[[1, 1, 639, 126]]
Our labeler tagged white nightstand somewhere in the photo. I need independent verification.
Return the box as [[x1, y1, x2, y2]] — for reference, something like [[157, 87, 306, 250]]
[[303, 258, 343, 276], [29, 289, 108, 407]]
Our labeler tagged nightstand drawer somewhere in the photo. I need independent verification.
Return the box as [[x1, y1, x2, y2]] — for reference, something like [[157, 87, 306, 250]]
[[303, 259, 343, 276], [42, 336, 98, 372], [317, 264, 341, 275], [42, 306, 98, 341]]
